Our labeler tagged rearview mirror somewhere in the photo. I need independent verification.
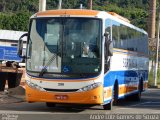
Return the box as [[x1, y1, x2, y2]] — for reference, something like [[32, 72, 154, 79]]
[[18, 33, 28, 58], [104, 32, 113, 56]]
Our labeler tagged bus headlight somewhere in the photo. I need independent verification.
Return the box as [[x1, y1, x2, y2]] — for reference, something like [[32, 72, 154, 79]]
[[77, 82, 102, 92], [26, 80, 46, 91]]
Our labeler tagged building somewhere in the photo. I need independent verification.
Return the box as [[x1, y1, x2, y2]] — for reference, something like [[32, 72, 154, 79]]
[[0, 30, 27, 63], [0, 30, 27, 47]]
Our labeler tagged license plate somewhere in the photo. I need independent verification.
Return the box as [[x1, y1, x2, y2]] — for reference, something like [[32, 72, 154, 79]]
[[55, 95, 68, 100]]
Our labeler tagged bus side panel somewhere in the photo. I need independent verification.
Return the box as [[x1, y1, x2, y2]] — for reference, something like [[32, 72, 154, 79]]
[[103, 50, 149, 103]]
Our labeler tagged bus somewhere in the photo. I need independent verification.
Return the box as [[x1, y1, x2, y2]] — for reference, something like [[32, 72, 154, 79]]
[[18, 9, 149, 110]]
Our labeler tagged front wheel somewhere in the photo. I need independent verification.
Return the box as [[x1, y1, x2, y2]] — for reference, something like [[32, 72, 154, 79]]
[[46, 102, 56, 107], [103, 100, 113, 110]]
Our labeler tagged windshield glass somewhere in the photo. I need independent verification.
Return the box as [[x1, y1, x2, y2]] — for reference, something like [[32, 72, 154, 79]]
[[27, 17, 102, 78]]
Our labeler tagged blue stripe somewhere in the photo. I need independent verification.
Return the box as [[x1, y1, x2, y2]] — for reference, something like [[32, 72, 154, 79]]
[[104, 70, 148, 87]]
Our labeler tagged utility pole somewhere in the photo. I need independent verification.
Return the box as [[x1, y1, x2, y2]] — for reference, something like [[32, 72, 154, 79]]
[[148, 0, 157, 86], [148, 0, 156, 39], [2, 0, 6, 12], [58, 0, 62, 9], [88, 0, 92, 10], [39, 0, 46, 12], [154, 0, 160, 87]]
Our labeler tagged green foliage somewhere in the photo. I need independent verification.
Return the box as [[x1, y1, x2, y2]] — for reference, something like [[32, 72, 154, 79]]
[[0, 0, 149, 31], [148, 68, 160, 86], [0, 12, 32, 31], [148, 68, 154, 86]]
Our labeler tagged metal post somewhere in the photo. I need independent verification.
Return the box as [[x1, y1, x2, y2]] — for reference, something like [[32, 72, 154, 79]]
[[154, 2, 160, 87], [80, 4, 83, 9], [58, 0, 62, 9], [39, 0, 46, 12]]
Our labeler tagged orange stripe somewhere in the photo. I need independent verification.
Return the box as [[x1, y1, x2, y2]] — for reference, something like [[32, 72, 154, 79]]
[[119, 85, 138, 95], [37, 9, 99, 17]]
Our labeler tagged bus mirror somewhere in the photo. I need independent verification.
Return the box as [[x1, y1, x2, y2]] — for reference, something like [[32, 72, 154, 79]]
[[104, 32, 113, 56], [18, 33, 28, 58], [104, 32, 109, 37], [108, 42, 113, 56]]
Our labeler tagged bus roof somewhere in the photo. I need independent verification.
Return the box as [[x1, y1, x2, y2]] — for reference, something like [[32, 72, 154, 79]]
[[107, 12, 130, 23], [35, 9, 147, 34], [36, 9, 99, 17]]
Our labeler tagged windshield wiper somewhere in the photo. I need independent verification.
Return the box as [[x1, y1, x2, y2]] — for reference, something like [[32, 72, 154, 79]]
[[39, 54, 57, 77]]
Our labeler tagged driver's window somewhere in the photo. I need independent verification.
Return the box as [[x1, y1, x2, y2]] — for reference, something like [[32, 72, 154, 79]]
[[44, 20, 61, 53]]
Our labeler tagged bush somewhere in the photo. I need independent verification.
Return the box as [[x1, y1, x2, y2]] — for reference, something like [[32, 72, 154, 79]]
[[148, 68, 160, 86]]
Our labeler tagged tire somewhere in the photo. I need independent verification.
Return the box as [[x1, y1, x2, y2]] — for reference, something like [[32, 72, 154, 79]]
[[113, 81, 119, 105], [132, 80, 143, 101], [46, 102, 56, 107], [130, 80, 143, 101], [103, 81, 118, 110], [103, 100, 113, 110]]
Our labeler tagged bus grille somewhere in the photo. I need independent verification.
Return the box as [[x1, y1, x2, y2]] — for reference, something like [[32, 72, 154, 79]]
[[44, 88, 78, 92]]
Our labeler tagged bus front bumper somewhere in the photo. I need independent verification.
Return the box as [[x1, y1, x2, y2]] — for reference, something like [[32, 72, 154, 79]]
[[25, 84, 103, 104]]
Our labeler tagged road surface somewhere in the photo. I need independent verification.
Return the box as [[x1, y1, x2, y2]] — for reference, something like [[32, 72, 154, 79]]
[[0, 88, 160, 120]]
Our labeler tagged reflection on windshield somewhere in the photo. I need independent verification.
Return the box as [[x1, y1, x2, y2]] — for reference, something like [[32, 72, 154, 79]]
[[27, 17, 102, 78]]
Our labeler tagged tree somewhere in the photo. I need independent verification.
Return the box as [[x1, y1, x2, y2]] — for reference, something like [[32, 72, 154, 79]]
[[0, 0, 149, 31]]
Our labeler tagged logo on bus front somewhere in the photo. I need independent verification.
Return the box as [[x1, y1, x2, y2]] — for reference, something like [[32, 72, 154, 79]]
[[58, 83, 64, 86]]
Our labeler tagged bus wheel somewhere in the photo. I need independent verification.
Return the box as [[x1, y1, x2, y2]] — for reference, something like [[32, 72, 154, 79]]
[[113, 81, 119, 105], [132, 80, 143, 101], [46, 102, 56, 107], [133, 91, 141, 101], [103, 100, 113, 110]]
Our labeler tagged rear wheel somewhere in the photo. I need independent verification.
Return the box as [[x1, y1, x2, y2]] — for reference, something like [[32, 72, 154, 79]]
[[103, 100, 113, 110], [133, 80, 143, 101], [46, 102, 56, 107], [128, 79, 143, 101]]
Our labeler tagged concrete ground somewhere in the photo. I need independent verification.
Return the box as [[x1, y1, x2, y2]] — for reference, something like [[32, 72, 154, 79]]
[[0, 86, 25, 104]]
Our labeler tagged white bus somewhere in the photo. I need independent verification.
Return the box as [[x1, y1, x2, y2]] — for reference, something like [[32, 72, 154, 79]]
[[18, 9, 149, 110]]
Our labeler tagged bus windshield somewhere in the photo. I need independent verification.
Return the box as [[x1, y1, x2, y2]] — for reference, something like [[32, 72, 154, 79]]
[[26, 17, 102, 78]]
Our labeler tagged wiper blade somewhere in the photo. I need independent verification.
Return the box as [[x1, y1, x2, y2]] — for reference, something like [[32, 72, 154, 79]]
[[39, 54, 57, 77]]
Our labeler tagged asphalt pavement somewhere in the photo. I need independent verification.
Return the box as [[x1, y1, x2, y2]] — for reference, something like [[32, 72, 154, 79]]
[[0, 88, 159, 120]]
